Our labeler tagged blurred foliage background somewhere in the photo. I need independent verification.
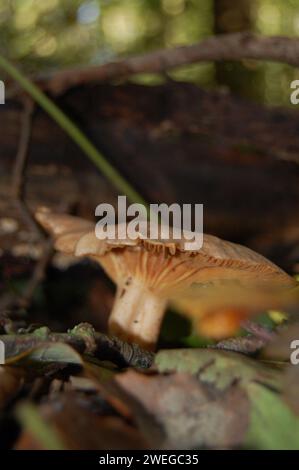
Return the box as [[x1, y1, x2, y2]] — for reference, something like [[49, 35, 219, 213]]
[[0, 0, 299, 105]]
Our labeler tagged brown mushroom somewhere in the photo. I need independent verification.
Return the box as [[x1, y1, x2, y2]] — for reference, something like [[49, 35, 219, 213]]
[[35, 208, 296, 350], [172, 283, 298, 339]]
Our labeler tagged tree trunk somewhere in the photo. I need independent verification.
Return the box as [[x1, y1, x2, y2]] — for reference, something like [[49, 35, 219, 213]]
[[214, 0, 255, 98]]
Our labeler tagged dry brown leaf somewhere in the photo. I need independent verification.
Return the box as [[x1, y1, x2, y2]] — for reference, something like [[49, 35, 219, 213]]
[[39, 391, 148, 450], [112, 370, 249, 449]]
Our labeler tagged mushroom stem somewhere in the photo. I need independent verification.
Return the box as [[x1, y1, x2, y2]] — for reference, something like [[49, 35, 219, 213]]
[[109, 281, 167, 351]]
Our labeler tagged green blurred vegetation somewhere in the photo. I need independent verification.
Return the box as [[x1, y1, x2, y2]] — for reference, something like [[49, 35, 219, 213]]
[[1, 0, 299, 105]]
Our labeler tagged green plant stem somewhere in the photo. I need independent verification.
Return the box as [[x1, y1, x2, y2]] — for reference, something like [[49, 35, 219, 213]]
[[0, 54, 148, 209]]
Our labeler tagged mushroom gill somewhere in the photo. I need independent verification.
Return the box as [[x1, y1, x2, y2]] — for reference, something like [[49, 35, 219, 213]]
[[35, 209, 296, 350]]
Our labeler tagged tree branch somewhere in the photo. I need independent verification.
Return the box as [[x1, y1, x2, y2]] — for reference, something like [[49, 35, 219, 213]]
[[40, 33, 299, 95]]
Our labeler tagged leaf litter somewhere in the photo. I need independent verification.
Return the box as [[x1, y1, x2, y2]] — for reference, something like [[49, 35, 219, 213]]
[[1, 319, 299, 449]]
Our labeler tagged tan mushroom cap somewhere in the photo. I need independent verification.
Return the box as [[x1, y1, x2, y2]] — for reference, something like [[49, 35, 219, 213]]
[[35, 208, 296, 349], [172, 282, 298, 339], [36, 208, 294, 291]]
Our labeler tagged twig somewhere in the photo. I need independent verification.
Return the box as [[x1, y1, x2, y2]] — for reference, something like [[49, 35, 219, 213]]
[[0, 323, 154, 369], [241, 320, 277, 342], [38, 33, 299, 95], [212, 336, 267, 355], [11, 97, 42, 237], [0, 244, 53, 313], [18, 240, 54, 309], [0, 99, 53, 313], [12, 98, 34, 200], [212, 320, 278, 354]]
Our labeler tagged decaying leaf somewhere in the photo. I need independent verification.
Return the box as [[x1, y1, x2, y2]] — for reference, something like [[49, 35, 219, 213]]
[[113, 369, 249, 449], [0, 330, 82, 367], [155, 349, 282, 390], [17, 392, 148, 450], [3, 341, 84, 379], [153, 348, 299, 449], [0, 366, 24, 409], [15, 343, 83, 367]]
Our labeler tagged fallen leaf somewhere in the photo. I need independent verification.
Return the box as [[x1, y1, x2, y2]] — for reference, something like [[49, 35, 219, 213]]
[[246, 382, 299, 450], [155, 348, 282, 391], [0, 366, 23, 409], [39, 392, 148, 450], [154, 348, 299, 449], [0, 336, 84, 378], [113, 369, 249, 449]]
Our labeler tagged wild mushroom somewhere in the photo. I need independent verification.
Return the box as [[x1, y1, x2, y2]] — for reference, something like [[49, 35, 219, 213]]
[[35, 208, 296, 350], [172, 283, 298, 340]]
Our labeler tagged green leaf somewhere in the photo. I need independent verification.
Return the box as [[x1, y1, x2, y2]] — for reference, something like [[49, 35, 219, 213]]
[[155, 348, 282, 391], [155, 348, 299, 449], [245, 382, 299, 450]]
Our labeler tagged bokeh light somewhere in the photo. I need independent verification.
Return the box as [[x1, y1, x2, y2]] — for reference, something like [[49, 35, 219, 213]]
[[0, 0, 299, 105]]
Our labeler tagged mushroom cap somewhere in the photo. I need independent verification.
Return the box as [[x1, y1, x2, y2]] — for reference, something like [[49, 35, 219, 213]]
[[35, 209, 296, 294], [171, 282, 299, 339]]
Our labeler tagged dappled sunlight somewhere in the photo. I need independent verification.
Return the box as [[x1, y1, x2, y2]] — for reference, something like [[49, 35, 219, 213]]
[[1, 0, 299, 104]]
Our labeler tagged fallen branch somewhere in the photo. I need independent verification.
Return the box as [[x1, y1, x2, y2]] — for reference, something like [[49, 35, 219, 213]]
[[39, 33, 299, 95], [212, 321, 278, 355], [241, 320, 277, 342], [212, 336, 267, 355], [0, 323, 154, 369]]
